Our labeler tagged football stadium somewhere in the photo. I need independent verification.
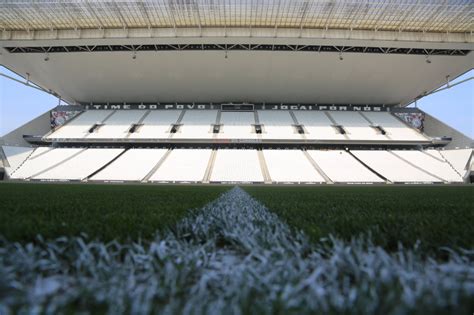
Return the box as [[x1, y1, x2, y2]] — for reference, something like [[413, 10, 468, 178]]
[[0, 1, 473, 314]]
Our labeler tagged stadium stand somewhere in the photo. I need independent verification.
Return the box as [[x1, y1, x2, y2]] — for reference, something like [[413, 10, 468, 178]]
[[90, 148, 168, 182], [292, 111, 347, 141], [3, 100, 472, 185], [1, 1, 472, 187], [128, 110, 182, 139], [2, 106, 472, 184], [86, 110, 145, 139], [218, 112, 257, 139], [392, 150, 463, 183], [307, 150, 385, 183], [173, 111, 217, 139], [42, 109, 435, 144], [149, 149, 213, 183], [210, 149, 264, 183], [28, 147, 54, 159], [329, 111, 387, 141], [10, 148, 84, 179], [34, 148, 124, 181], [436, 149, 473, 177], [1, 146, 35, 175], [47, 110, 110, 139], [362, 112, 428, 142], [263, 149, 324, 183], [258, 111, 303, 140], [2, 145, 472, 184], [351, 150, 442, 183]]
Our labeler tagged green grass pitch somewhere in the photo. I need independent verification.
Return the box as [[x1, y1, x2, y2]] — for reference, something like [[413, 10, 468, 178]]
[[1, 183, 472, 256], [0, 182, 227, 242], [245, 185, 474, 256]]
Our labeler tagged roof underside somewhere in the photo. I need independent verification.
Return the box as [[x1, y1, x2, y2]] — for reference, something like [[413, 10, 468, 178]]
[[2, 46, 472, 105], [1, 0, 473, 33]]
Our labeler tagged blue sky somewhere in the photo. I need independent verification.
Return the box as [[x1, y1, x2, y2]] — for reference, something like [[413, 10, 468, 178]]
[[409, 70, 473, 138], [1, 66, 473, 138]]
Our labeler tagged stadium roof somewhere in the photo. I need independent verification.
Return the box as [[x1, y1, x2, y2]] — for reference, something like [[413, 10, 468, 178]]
[[1, 0, 473, 33], [0, 1, 473, 106]]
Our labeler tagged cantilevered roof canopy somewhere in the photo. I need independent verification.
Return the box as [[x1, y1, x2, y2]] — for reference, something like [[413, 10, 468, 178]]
[[0, 1, 473, 106], [1, 0, 472, 33]]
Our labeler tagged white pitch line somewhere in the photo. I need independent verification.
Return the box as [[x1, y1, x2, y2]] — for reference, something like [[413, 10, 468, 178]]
[[0, 187, 473, 314]]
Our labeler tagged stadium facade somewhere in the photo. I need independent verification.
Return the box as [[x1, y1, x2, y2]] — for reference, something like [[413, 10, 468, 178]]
[[0, 0, 473, 184]]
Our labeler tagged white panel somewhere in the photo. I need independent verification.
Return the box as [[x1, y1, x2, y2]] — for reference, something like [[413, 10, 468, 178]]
[[210, 149, 263, 182], [129, 110, 181, 139], [329, 111, 386, 141], [3, 49, 472, 107], [308, 150, 384, 183], [258, 111, 302, 140], [263, 150, 324, 183], [218, 112, 257, 139], [351, 150, 440, 183], [173, 110, 217, 139], [394, 150, 463, 182], [438, 149, 473, 176], [87, 110, 145, 139], [11, 148, 83, 179], [34, 148, 124, 180], [150, 149, 212, 182], [293, 111, 346, 140], [2, 146, 34, 175], [363, 112, 427, 141], [91, 148, 168, 181], [47, 110, 111, 139]]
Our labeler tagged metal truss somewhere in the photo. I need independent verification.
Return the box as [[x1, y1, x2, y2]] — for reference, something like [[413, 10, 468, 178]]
[[4, 44, 470, 56], [1, 0, 472, 34]]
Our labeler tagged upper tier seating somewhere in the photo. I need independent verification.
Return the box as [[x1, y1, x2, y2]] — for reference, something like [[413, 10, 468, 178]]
[[307, 150, 384, 183], [128, 110, 182, 139], [86, 110, 145, 139], [258, 111, 303, 140], [217, 112, 257, 139], [263, 149, 324, 183], [45, 110, 429, 143], [210, 149, 264, 182], [173, 110, 217, 139], [292, 111, 347, 140], [362, 112, 427, 141], [47, 110, 111, 139], [328, 111, 387, 141]]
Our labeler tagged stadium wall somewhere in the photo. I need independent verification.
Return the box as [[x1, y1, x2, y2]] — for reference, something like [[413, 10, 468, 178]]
[[421, 110, 473, 149], [1, 111, 51, 146]]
